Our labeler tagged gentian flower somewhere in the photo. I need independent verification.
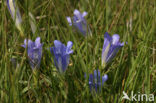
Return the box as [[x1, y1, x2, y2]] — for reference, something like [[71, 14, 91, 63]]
[[102, 32, 124, 67], [87, 69, 108, 92], [50, 40, 73, 73], [7, 0, 23, 35], [22, 37, 43, 69], [66, 9, 91, 36]]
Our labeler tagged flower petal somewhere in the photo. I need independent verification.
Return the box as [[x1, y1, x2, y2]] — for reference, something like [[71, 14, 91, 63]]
[[94, 70, 99, 84], [74, 9, 81, 17], [54, 40, 64, 54], [112, 34, 120, 45], [104, 32, 112, 44], [21, 39, 27, 48], [120, 42, 124, 46], [66, 17, 72, 26], [82, 11, 88, 17], [66, 41, 73, 54], [89, 74, 93, 91], [97, 70, 100, 83], [106, 45, 121, 62], [102, 32, 112, 65], [89, 74, 93, 82], [28, 39, 34, 49], [94, 70, 97, 79], [102, 74, 108, 85], [35, 37, 41, 47]]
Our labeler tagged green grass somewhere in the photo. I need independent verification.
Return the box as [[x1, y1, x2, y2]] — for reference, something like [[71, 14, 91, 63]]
[[0, 0, 156, 102]]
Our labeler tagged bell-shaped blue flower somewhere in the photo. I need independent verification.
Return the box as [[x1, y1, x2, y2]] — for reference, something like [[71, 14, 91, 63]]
[[22, 37, 43, 69], [66, 9, 91, 36], [88, 69, 108, 92], [102, 32, 124, 67], [50, 40, 73, 73]]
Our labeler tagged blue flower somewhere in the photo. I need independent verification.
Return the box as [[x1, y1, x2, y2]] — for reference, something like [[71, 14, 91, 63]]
[[87, 69, 108, 92], [102, 32, 124, 67], [7, 0, 23, 34], [22, 37, 43, 69], [50, 40, 73, 73], [66, 9, 91, 36]]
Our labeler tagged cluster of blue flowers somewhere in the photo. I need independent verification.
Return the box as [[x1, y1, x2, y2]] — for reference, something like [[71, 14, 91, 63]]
[[7, 0, 125, 93], [21, 38, 73, 72]]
